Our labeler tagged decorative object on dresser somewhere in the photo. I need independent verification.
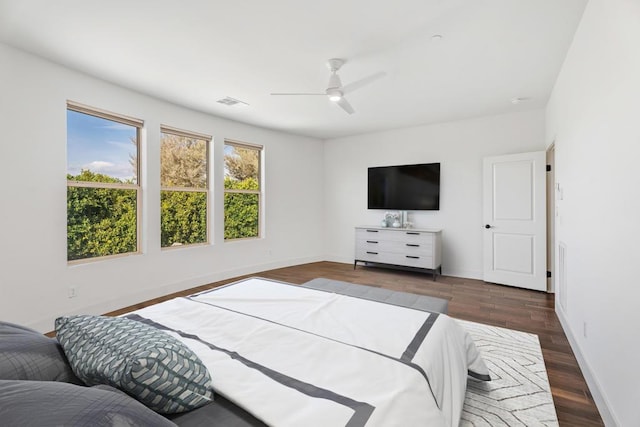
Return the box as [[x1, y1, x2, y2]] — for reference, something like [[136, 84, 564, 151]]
[[354, 226, 442, 280]]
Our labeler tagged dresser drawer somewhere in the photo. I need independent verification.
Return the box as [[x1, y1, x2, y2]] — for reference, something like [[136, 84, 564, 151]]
[[355, 249, 434, 269], [357, 240, 432, 256], [356, 228, 433, 244], [356, 239, 388, 252], [355, 228, 388, 240], [385, 252, 434, 269], [385, 230, 433, 244], [383, 240, 433, 256], [355, 248, 389, 264]]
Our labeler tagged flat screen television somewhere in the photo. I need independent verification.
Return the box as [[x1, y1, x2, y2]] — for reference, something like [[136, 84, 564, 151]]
[[368, 163, 440, 210]]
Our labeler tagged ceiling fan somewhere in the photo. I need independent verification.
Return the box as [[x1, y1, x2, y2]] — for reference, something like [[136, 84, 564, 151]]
[[270, 58, 386, 115]]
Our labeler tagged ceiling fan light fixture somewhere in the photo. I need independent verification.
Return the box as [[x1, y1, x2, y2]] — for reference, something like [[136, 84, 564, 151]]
[[327, 89, 342, 102]]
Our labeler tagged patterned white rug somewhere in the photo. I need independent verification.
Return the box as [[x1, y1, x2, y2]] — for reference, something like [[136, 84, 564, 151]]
[[458, 320, 559, 427]]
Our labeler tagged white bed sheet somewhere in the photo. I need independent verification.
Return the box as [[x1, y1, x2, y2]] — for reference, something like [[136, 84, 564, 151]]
[[127, 278, 488, 427]]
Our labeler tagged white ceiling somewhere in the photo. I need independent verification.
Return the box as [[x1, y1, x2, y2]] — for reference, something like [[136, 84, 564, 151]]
[[0, 0, 587, 139]]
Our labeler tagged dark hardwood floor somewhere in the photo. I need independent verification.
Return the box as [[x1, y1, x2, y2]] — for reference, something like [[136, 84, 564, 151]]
[[107, 261, 604, 426]]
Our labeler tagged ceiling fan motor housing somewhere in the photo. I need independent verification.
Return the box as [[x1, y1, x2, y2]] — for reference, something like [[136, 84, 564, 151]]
[[327, 58, 345, 72], [327, 73, 342, 90]]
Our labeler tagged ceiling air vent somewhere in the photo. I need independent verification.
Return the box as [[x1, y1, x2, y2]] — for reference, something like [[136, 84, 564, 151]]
[[216, 97, 249, 107]]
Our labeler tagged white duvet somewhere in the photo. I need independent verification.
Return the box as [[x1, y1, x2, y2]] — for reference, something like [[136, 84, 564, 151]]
[[128, 278, 489, 427]]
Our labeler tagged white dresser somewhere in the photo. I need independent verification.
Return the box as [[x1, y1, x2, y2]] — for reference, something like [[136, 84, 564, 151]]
[[354, 226, 442, 280]]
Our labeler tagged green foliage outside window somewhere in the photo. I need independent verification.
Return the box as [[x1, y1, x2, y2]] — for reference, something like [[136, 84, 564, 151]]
[[224, 144, 261, 240], [67, 170, 210, 259], [224, 177, 259, 239], [67, 171, 137, 261], [67, 164, 261, 258], [161, 191, 207, 247]]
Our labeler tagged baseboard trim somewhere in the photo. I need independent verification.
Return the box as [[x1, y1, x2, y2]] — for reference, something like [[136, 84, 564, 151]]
[[556, 306, 619, 427], [324, 255, 353, 264]]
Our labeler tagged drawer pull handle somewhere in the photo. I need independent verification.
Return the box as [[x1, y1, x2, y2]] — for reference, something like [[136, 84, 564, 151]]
[[406, 244, 420, 247], [367, 251, 379, 255], [366, 230, 379, 233], [366, 240, 378, 244], [406, 255, 420, 259], [406, 232, 420, 235]]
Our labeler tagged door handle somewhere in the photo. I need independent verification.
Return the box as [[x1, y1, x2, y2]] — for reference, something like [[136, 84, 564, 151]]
[[485, 224, 492, 229]]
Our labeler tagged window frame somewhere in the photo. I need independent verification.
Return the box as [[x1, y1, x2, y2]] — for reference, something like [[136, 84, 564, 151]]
[[66, 101, 143, 264], [160, 125, 212, 249], [223, 139, 263, 241]]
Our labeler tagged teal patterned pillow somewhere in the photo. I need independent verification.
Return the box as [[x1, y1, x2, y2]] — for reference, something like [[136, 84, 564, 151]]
[[55, 315, 213, 414]]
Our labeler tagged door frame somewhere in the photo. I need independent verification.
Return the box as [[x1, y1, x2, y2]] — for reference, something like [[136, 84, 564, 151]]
[[546, 143, 555, 293]]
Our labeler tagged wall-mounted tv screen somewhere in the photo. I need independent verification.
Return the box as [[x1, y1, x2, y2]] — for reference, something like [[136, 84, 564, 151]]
[[368, 163, 440, 210]]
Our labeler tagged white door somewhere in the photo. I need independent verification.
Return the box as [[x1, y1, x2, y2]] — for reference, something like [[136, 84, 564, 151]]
[[483, 151, 546, 291]]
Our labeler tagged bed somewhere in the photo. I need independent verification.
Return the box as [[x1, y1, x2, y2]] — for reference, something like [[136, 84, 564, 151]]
[[0, 277, 489, 427]]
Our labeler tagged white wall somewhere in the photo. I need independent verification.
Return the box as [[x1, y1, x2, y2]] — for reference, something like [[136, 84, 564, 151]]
[[323, 110, 546, 278], [546, 1, 640, 425], [0, 43, 325, 333]]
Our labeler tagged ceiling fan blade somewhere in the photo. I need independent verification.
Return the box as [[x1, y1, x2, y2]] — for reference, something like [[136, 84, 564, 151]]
[[336, 97, 355, 115], [270, 92, 326, 96], [342, 72, 387, 94]]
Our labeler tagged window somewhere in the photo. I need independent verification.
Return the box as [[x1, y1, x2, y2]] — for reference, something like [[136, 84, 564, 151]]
[[160, 126, 210, 248], [66, 102, 142, 262], [224, 141, 262, 240]]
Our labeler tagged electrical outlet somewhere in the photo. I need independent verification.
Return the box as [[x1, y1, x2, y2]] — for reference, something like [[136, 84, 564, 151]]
[[68, 286, 78, 299], [583, 321, 587, 339]]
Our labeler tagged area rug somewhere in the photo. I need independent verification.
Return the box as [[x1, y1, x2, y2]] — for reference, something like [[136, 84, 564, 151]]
[[457, 320, 559, 427]]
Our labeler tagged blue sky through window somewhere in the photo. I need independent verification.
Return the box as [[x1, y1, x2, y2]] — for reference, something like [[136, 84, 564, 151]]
[[67, 110, 137, 182]]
